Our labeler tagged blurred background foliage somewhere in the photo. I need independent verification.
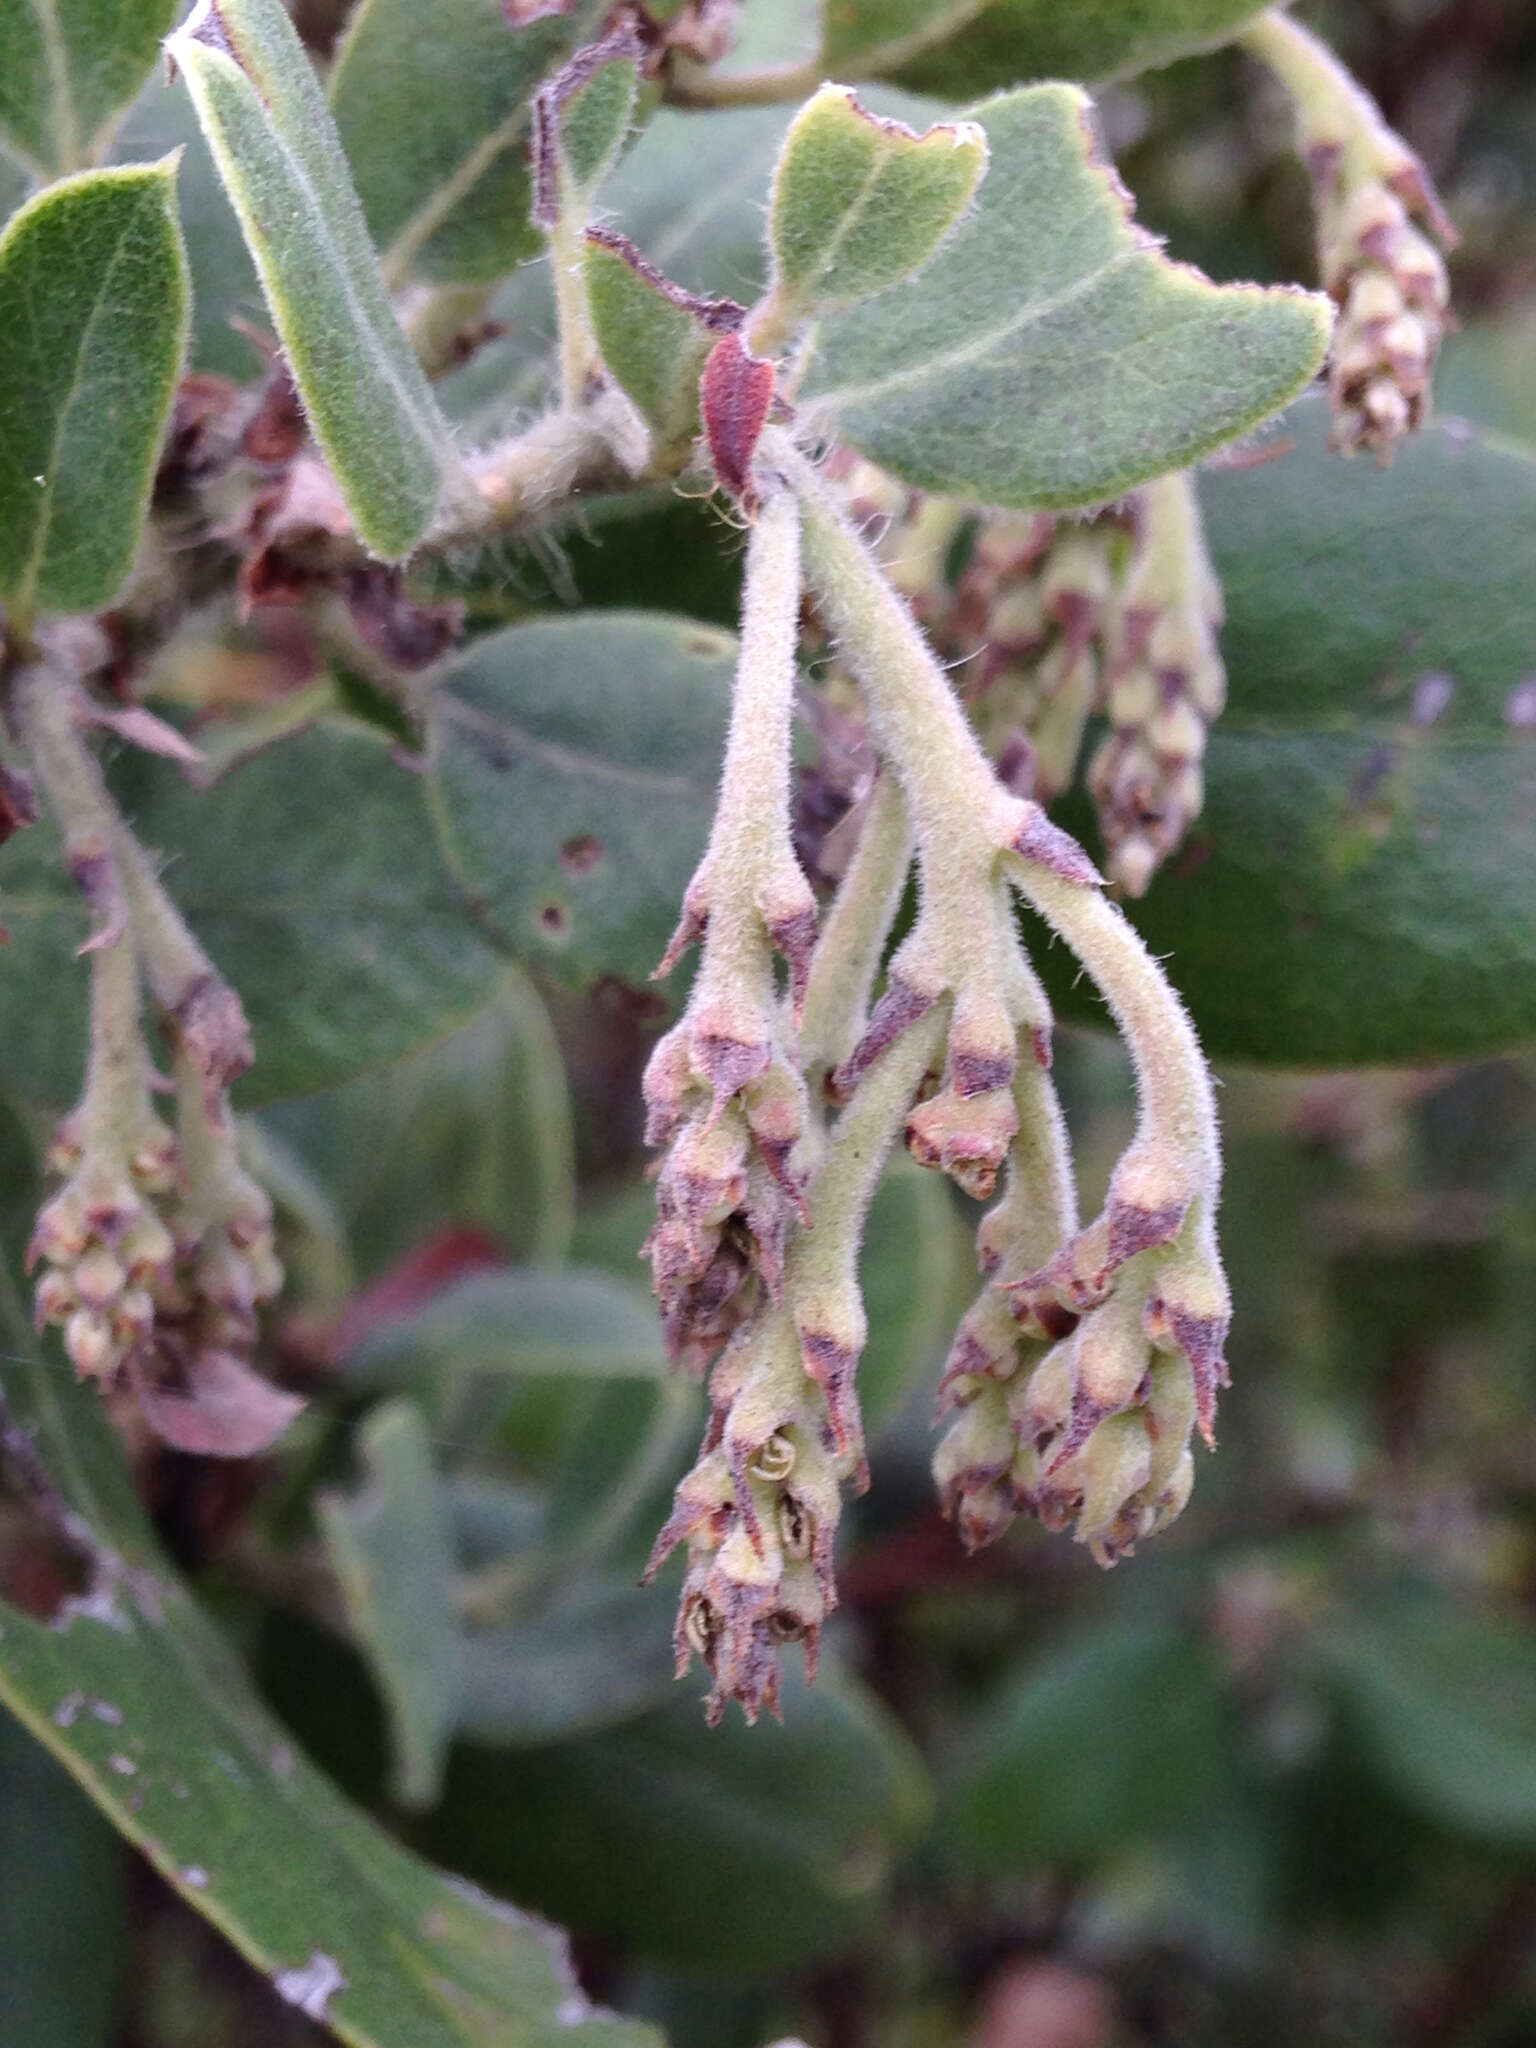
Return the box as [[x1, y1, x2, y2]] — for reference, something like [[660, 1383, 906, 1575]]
[[3, 2, 1536, 2046]]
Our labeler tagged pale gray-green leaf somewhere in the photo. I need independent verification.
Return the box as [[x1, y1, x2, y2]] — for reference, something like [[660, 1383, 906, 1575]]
[[0, 717, 506, 1110], [456, 1578, 675, 1747], [168, 0, 464, 558], [329, 0, 594, 289], [765, 83, 986, 324], [0, 0, 176, 176], [115, 68, 264, 378], [424, 612, 733, 983], [823, 0, 1266, 95], [0, 161, 187, 616], [803, 84, 1331, 509], [544, 35, 639, 212], [318, 1399, 461, 1810]]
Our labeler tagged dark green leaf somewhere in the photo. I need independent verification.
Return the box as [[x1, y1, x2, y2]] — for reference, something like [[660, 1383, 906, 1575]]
[[0, 1349, 661, 2048], [329, 0, 595, 289], [1322, 1593, 1536, 1850], [424, 612, 733, 986], [318, 1400, 461, 1810], [0, 162, 187, 616], [803, 85, 1329, 509], [168, 0, 466, 558], [946, 1619, 1237, 1869], [1052, 402, 1536, 1064], [0, 1708, 125, 2048], [423, 1661, 932, 1971], [823, 0, 1265, 96], [0, 0, 176, 177]]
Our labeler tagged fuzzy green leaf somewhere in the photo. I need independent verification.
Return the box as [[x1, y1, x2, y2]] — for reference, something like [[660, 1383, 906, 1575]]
[[803, 85, 1330, 509], [823, 0, 1266, 96], [114, 70, 264, 379], [0, 1348, 661, 2048], [168, 0, 465, 558], [455, 1578, 677, 1749], [1051, 402, 1536, 1064], [0, 0, 176, 177], [764, 84, 986, 327], [0, 162, 187, 616], [0, 613, 732, 1111], [425, 612, 734, 985], [329, 0, 596, 288], [540, 34, 639, 215], [584, 233, 738, 468], [263, 967, 576, 1279], [318, 1400, 461, 1812]]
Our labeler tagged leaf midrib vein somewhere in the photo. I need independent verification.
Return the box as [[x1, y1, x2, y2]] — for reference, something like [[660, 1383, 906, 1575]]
[[18, 194, 140, 607], [808, 240, 1143, 416]]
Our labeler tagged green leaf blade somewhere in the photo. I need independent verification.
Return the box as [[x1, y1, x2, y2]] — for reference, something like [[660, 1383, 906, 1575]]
[[168, 0, 463, 558], [803, 85, 1330, 509], [318, 1400, 461, 1811], [824, 0, 1266, 96], [0, 717, 505, 1110], [766, 84, 987, 324], [329, 0, 588, 288], [0, 160, 187, 616], [1048, 401, 1536, 1065], [0, 0, 178, 176], [0, 1363, 660, 2048], [425, 612, 735, 987]]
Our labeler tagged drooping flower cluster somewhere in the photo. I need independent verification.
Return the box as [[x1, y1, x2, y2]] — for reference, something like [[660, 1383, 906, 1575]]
[[1245, 8, 1456, 461], [821, 455, 1221, 895], [644, 436, 1233, 1721], [14, 667, 295, 1457], [1087, 471, 1225, 897]]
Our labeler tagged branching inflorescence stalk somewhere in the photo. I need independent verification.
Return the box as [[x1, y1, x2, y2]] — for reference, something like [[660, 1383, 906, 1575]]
[[644, 419, 1234, 1718], [7, 661, 295, 1456]]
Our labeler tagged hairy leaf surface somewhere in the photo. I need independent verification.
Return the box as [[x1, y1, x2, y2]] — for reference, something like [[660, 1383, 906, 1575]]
[[330, 0, 598, 288], [318, 1399, 461, 1811], [425, 613, 733, 987], [0, 0, 176, 175], [804, 85, 1330, 508], [168, 0, 464, 558], [0, 162, 187, 615]]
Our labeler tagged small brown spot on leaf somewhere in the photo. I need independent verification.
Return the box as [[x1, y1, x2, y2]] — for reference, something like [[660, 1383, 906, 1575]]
[[538, 900, 571, 939], [559, 835, 604, 877]]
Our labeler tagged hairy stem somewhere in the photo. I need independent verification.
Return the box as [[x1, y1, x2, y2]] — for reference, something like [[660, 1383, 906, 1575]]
[[1010, 865, 1219, 1194], [797, 769, 912, 1081]]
